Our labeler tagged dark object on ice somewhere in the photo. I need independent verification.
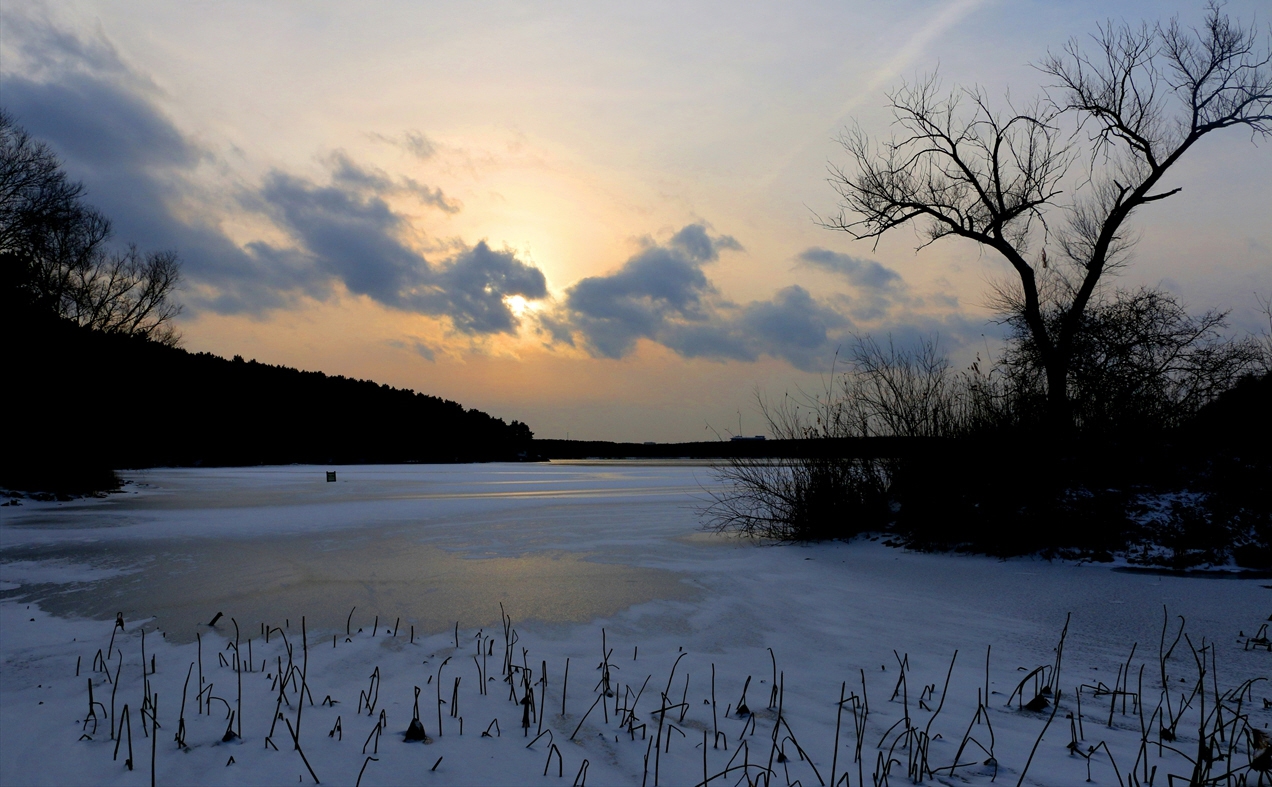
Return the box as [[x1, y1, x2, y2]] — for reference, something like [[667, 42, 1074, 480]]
[[1251, 729, 1269, 750], [326, 471, 337, 482], [404, 718, 428, 742], [222, 711, 239, 742], [1251, 747, 1270, 773], [225, 756, 235, 766], [1024, 695, 1049, 712], [735, 675, 752, 717], [405, 686, 430, 742], [207, 612, 223, 627]]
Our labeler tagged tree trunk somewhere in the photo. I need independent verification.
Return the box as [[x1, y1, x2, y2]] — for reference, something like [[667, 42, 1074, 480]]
[[1044, 356, 1071, 435]]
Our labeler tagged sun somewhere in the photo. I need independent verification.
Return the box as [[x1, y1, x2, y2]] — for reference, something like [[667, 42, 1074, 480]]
[[505, 295, 531, 316]]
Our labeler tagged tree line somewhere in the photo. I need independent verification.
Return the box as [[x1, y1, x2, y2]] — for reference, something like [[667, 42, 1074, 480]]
[[1, 111, 533, 495]]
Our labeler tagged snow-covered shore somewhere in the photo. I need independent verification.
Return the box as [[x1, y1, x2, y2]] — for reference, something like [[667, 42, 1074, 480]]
[[2, 463, 1268, 785]]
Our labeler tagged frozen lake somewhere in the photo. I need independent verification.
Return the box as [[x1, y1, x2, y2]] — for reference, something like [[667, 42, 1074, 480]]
[[2, 462, 1269, 785], [2, 462, 1265, 651], [0, 463, 711, 642]]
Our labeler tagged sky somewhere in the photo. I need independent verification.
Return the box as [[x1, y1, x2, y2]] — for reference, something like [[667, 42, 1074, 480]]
[[3, 0, 1269, 442]]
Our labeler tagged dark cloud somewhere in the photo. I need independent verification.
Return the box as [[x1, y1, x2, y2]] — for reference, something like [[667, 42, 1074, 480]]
[[2, 75, 195, 171], [328, 151, 459, 213], [740, 286, 849, 368], [255, 164, 543, 333], [256, 169, 422, 305], [795, 247, 912, 321], [657, 286, 851, 371], [3, 63, 320, 313], [418, 242, 547, 334], [797, 247, 903, 291], [551, 227, 853, 370], [1, 17, 542, 333], [545, 227, 989, 371], [563, 225, 733, 358], [670, 223, 742, 261]]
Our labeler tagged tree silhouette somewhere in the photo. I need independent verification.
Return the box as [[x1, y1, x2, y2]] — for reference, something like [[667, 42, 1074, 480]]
[[825, 3, 1272, 431], [1, 110, 182, 344]]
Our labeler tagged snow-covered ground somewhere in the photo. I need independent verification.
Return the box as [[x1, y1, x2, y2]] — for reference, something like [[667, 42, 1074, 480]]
[[1, 463, 1268, 786]]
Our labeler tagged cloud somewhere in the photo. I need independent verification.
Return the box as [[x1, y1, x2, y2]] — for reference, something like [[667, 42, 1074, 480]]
[[547, 226, 855, 370], [795, 247, 912, 321], [369, 129, 437, 160], [2, 60, 323, 313], [561, 224, 732, 358], [420, 242, 547, 334], [254, 161, 544, 333], [2, 74, 195, 172], [1, 16, 542, 334], [544, 226, 988, 372], [328, 151, 459, 213], [670, 223, 742, 261], [796, 247, 903, 290], [662, 285, 851, 371], [413, 341, 436, 361]]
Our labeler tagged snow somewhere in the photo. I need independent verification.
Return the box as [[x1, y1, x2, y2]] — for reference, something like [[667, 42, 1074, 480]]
[[2, 462, 1269, 785]]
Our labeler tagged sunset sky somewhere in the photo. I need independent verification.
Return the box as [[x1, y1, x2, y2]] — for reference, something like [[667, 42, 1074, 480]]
[[4, 1, 1269, 441]]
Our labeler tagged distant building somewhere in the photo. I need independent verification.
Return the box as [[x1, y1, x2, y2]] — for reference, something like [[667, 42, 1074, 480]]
[[730, 435, 766, 441]]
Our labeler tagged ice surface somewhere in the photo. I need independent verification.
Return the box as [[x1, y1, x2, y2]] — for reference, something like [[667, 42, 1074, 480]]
[[2, 462, 1268, 785]]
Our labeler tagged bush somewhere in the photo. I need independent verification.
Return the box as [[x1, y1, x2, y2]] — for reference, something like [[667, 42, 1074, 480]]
[[704, 302, 1272, 567]]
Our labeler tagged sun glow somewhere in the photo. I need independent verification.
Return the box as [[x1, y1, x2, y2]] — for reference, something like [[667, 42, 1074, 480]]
[[505, 294, 531, 316]]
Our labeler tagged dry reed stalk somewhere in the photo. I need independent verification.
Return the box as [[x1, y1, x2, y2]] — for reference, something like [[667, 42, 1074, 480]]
[[436, 657, 452, 737], [1016, 688, 1061, 787], [176, 662, 192, 749], [196, 632, 203, 714], [544, 743, 563, 777], [108, 652, 121, 738], [562, 657, 569, 717], [149, 693, 156, 787], [113, 704, 133, 769], [354, 756, 377, 787]]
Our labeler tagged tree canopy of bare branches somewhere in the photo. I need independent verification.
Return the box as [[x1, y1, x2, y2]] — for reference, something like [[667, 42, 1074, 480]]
[[826, 3, 1271, 431], [1, 110, 182, 344], [997, 286, 1265, 432]]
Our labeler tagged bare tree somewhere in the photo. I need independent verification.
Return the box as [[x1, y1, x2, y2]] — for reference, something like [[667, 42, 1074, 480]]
[[701, 336, 960, 540], [839, 335, 966, 438], [996, 286, 1264, 432], [1, 110, 182, 344], [825, 3, 1272, 430]]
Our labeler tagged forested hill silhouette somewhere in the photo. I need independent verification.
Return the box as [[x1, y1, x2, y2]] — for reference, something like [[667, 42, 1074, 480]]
[[3, 306, 534, 494]]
